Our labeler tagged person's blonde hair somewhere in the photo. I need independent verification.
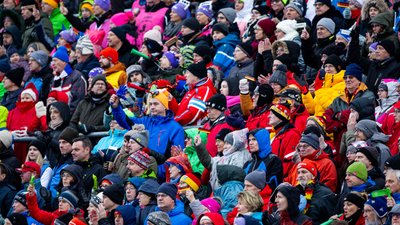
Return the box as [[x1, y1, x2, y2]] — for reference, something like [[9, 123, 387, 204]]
[[25, 148, 44, 167], [237, 191, 264, 212]]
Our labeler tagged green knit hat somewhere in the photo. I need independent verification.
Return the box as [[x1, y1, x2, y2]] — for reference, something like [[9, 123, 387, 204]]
[[346, 162, 368, 182]]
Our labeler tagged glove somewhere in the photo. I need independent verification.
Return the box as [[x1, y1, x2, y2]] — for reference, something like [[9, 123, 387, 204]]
[[78, 123, 94, 134], [35, 101, 46, 118], [350, 28, 359, 40], [343, 8, 351, 19], [239, 79, 249, 94]]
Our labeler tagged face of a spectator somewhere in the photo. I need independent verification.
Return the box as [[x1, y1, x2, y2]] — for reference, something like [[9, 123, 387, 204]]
[[206, 107, 222, 122], [297, 168, 314, 186], [128, 139, 142, 153], [29, 58, 42, 72], [58, 198, 72, 211], [236, 198, 250, 214], [371, 23, 383, 34], [393, 214, 400, 225], [168, 164, 181, 179], [344, 75, 361, 93], [271, 0, 284, 12], [314, 2, 330, 15], [244, 180, 261, 193], [395, 108, 400, 123], [91, 80, 107, 95], [170, 10, 182, 23], [196, 12, 210, 25], [146, 0, 160, 7], [59, 139, 73, 155], [254, 25, 265, 41], [180, 25, 194, 36], [235, 1, 244, 11], [21, 6, 34, 20], [324, 63, 337, 74], [316, 26, 331, 39], [343, 201, 359, 218], [114, 211, 124, 225], [125, 183, 137, 202], [99, 56, 112, 69], [275, 192, 288, 211], [375, 45, 390, 60], [3, 0, 15, 9], [102, 195, 116, 211], [212, 31, 225, 41], [369, 7, 379, 18], [107, 31, 121, 48], [184, 70, 199, 85], [61, 171, 74, 187], [52, 58, 67, 74], [81, 8, 92, 19], [285, 7, 300, 20], [2, 33, 13, 46], [233, 47, 247, 62], [251, 10, 261, 20], [217, 13, 229, 26], [137, 192, 152, 207], [41, 2, 54, 15], [248, 134, 259, 153], [148, 98, 166, 116], [93, 4, 105, 17], [354, 128, 367, 141], [129, 72, 143, 83], [126, 160, 144, 176], [12, 201, 27, 213], [363, 204, 379, 225], [71, 141, 90, 162], [268, 112, 281, 127], [386, 170, 400, 193], [216, 139, 225, 153], [20, 171, 32, 183], [219, 80, 229, 96], [157, 193, 174, 212], [377, 89, 388, 99], [193, 53, 204, 64], [345, 172, 364, 187]]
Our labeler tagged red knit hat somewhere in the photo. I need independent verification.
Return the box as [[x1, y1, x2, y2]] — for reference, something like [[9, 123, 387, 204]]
[[47, 90, 69, 104], [100, 47, 119, 64], [270, 103, 291, 121], [297, 159, 318, 177]]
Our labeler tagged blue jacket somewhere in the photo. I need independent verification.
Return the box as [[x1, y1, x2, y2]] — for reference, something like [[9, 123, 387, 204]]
[[155, 200, 192, 225], [49, 155, 73, 201], [115, 205, 136, 225], [21, 211, 44, 225], [113, 106, 185, 177], [243, 129, 283, 190], [215, 180, 244, 218], [213, 34, 240, 77], [92, 129, 127, 154]]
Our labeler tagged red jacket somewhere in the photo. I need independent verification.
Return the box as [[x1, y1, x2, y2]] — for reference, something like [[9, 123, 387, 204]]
[[285, 151, 337, 192], [203, 118, 233, 157], [381, 109, 400, 155], [27, 193, 67, 225], [291, 105, 309, 134], [175, 78, 216, 126], [271, 123, 300, 177]]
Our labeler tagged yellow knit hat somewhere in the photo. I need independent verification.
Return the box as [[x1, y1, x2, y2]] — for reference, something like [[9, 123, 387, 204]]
[[150, 89, 170, 110], [81, 2, 93, 13], [43, 0, 58, 8]]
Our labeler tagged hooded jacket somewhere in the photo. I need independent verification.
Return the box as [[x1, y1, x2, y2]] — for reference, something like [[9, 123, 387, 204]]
[[213, 34, 240, 77], [359, 0, 388, 36], [115, 205, 136, 225], [202, 114, 233, 157], [365, 57, 400, 95], [104, 62, 127, 89], [243, 129, 283, 191], [74, 155, 106, 198], [368, 11, 399, 52], [92, 129, 127, 155], [375, 80, 399, 124], [183, 128, 207, 174]]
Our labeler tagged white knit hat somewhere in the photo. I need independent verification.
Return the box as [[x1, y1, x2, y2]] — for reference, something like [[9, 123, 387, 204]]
[[144, 26, 163, 45], [76, 35, 94, 55]]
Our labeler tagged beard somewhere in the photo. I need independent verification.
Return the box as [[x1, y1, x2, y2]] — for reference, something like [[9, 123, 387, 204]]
[[365, 218, 382, 225], [100, 61, 111, 69]]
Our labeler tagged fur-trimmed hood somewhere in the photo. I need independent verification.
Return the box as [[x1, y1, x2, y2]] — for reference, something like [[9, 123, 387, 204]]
[[361, 0, 389, 20]]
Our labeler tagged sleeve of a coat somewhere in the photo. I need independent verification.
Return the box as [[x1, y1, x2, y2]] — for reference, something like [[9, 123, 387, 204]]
[[175, 88, 212, 125], [195, 144, 212, 170], [240, 93, 253, 117], [302, 92, 315, 115], [27, 193, 56, 225]]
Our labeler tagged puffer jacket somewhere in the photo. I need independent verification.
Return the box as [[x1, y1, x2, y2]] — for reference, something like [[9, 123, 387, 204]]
[[202, 114, 233, 157], [104, 62, 127, 89], [92, 129, 127, 154], [303, 70, 346, 116], [226, 59, 255, 96], [243, 129, 283, 190], [213, 34, 240, 77]]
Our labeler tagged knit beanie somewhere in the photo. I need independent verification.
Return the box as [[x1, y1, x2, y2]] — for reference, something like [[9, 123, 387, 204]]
[[218, 7, 237, 23], [157, 183, 178, 201], [212, 23, 229, 36], [53, 46, 69, 63], [200, 198, 221, 213], [236, 42, 253, 58], [257, 84, 274, 107], [7, 213, 28, 225], [147, 211, 172, 225], [378, 82, 388, 92], [144, 27, 163, 45], [205, 94, 227, 111], [172, 2, 188, 20], [21, 83, 38, 102], [377, 39, 395, 57], [128, 150, 151, 170], [5, 67, 24, 87], [336, 29, 351, 43], [103, 183, 125, 205], [59, 28, 76, 43], [88, 67, 104, 77], [215, 128, 232, 141], [317, 18, 335, 34], [356, 146, 379, 167], [180, 173, 201, 192], [385, 154, 400, 170], [143, 39, 163, 54], [30, 50, 49, 68], [196, 1, 213, 19], [100, 47, 119, 64], [270, 103, 291, 121], [149, 89, 170, 110], [90, 75, 107, 89], [76, 35, 94, 55], [0, 59, 10, 73], [369, 42, 378, 52], [244, 170, 266, 190], [42, 0, 58, 8], [110, 26, 127, 43], [252, 5, 268, 15], [345, 63, 363, 81], [163, 51, 179, 68], [130, 131, 149, 148], [58, 190, 79, 209], [297, 159, 318, 177], [285, 1, 303, 16], [81, 2, 93, 13], [276, 88, 302, 103], [269, 64, 288, 87], [94, 0, 110, 11], [110, 13, 130, 27], [299, 133, 320, 150], [354, 119, 378, 139], [187, 61, 207, 79], [346, 162, 368, 182], [324, 54, 343, 72], [20, 0, 38, 7], [365, 197, 388, 218], [59, 127, 79, 144], [257, 18, 276, 37], [28, 140, 46, 158], [344, 192, 366, 209], [14, 192, 28, 208], [193, 45, 214, 64], [315, 0, 331, 6], [182, 18, 201, 33]]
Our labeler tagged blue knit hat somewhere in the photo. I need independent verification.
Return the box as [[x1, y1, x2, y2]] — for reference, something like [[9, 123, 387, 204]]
[[365, 196, 388, 218], [344, 63, 363, 81], [197, 1, 213, 19], [157, 183, 177, 201], [163, 51, 179, 68], [53, 46, 69, 63], [58, 190, 79, 209], [94, 0, 110, 11], [336, 29, 351, 43]]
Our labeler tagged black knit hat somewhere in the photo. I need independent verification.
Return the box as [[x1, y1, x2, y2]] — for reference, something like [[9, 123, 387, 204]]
[[299, 133, 320, 150], [5, 67, 24, 87], [144, 39, 163, 54], [269, 64, 288, 87], [344, 192, 366, 209], [182, 18, 201, 33], [386, 154, 400, 170], [377, 39, 395, 57], [212, 23, 229, 36], [237, 42, 253, 58], [158, 183, 178, 201], [59, 127, 80, 144], [14, 192, 28, 208], [193, 45, 214, 65], [252, 5, 268, 15], [276, 88, 301, 103], [103, 183, 125, 205], [20, 0, 38, 8], [206, 94, 227, 111], [215, 128, 232, 141], [187, 61, 207, 79], [357, 146, 379, 167], [257, 84, 274, 107], [110, 26, 127, 43], [91, 75, 108, 89], [324, 54, 343, 72], [28, 140, 46, 158]]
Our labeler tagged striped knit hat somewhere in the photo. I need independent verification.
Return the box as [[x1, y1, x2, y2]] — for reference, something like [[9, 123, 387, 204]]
[[128, 150, 150, 170]]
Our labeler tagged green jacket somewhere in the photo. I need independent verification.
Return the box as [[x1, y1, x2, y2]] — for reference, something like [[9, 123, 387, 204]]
[[50, 8, 71, 36], [184, 128, 207, 174]]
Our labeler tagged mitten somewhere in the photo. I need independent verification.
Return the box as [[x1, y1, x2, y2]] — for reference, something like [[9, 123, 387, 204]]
[[35, 101, 46, 118], [343, 8, 351, 19], [239, 79, 249, 94]]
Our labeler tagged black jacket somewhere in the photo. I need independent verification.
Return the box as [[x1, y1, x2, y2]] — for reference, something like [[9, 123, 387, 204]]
[[75, 54, 100, 80]]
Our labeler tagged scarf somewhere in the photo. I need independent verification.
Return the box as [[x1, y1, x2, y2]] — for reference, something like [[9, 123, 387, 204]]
[[16, 101, 35, 112], [298, 180, 315, 214], [49, 117, 64, 130]]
